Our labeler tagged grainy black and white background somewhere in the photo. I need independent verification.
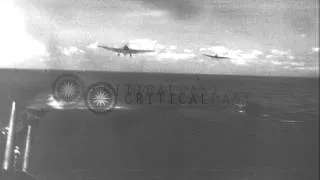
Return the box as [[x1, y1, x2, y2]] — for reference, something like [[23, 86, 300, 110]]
[[0, 0, 319, 179]]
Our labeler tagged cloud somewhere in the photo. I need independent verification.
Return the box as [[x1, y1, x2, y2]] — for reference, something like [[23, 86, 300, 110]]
[[288, 55, 295, 60], [294, 66, 317, 71], [124, 10, 168, 18], [268, 59, 305, 68], [290, 62, 304, 66], [252, 49, 264, 56], [87, 41, 98, 49], [134, 0, 202, 20], [0, 1, 47, 67], [199, 47, 207, 52], [235, 50, 262, 60], [156, 52, 196, 61], [60, 46, 84, 56], [128, 39, 157, 50], [266, 53, 296, 61], [183, 49, 193, 53], [300, 34, 306, 38], [265, 48, 297, 61], [230, 59, 249, 66], [266, 54, 276, 59], [201, 46, 229, 55], [169, 45, 177, 50], [270, 49, 290, 56], [34, 40, 316, 76], [271, 60, 283, 65], [125, 39, 198, 61], [283, 66, 290, 69], [149, 42, 197, 61], [312, 47, 319, 52]]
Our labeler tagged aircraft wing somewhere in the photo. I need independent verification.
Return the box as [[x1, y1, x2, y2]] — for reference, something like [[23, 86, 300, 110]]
[[97, 45, 123, 53], [203, 53, 230, 59], [128, 49, 154, 54], [216, 56, 230, 59]]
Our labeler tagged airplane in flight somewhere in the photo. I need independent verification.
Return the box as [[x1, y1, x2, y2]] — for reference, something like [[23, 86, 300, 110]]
[[203, 53, 230, 60], [97, 43, 154, 57]]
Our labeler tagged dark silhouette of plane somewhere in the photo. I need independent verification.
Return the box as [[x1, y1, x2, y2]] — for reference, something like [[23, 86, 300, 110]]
[[203, 53, 230, 60], [98, 43, 154, 58]]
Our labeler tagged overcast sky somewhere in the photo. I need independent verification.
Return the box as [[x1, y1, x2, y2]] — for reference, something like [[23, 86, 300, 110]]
[[1, 0, 319, 76]]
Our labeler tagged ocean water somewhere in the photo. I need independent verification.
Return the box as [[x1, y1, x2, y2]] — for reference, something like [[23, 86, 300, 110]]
[[0, 68, 318, 180]]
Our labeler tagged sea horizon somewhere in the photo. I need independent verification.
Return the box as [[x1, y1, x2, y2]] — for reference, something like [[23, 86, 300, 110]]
[[1, 67, 319, 79]]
